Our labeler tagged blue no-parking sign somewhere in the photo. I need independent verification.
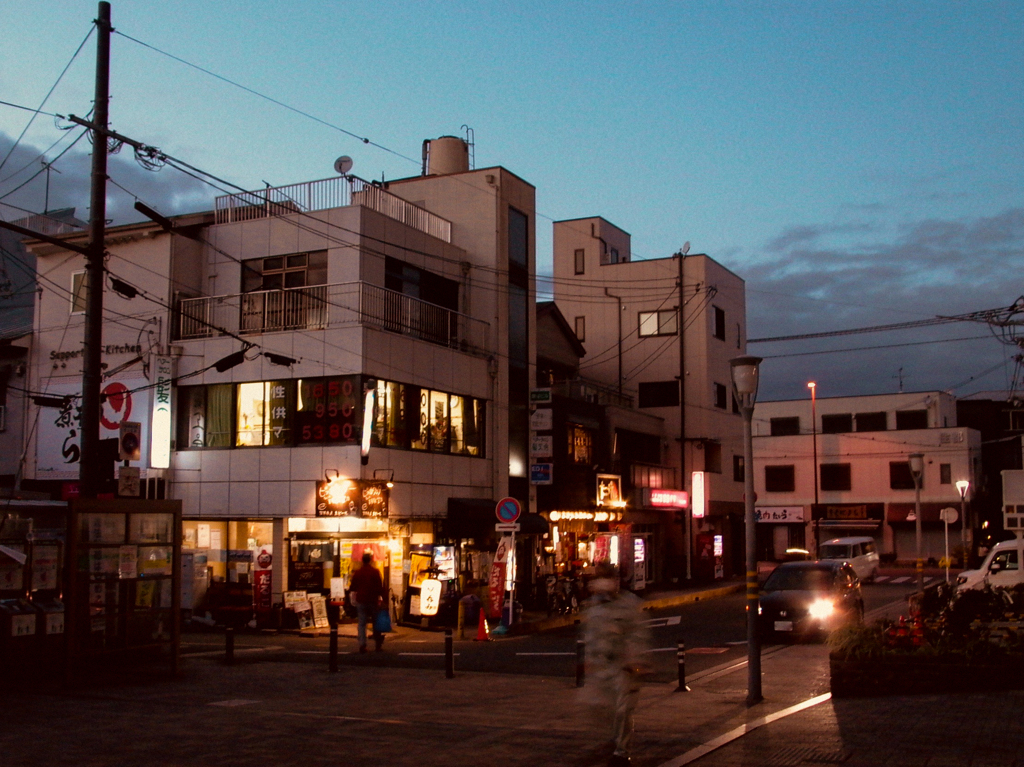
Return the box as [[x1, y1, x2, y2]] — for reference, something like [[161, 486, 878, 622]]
[[495, 497, 522, 523]]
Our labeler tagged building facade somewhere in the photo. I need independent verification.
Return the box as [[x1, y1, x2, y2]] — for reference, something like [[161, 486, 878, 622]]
[[752, 391, 982, 565], [22, 138, 538, 623], [551, 217, 749, 581]]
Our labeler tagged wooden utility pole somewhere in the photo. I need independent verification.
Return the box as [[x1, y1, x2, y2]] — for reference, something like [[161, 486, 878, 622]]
[[79, 1, 112, 498]]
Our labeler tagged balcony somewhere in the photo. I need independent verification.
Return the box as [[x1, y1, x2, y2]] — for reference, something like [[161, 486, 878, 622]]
[[174, 282, 490, 354], [551, 378, 634, 409], [214, 176, 452, 243]]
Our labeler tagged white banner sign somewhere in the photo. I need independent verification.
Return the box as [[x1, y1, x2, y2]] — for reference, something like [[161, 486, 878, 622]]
[[36, 376, 151, 479], [755, 506, 805, 523]]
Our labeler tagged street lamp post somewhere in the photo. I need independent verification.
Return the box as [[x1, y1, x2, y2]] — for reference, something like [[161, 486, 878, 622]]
[[909, 453, 925, 593], [956, 480, 970, 568], [731, 354, 763, 707], [808, 382, 819, 552]]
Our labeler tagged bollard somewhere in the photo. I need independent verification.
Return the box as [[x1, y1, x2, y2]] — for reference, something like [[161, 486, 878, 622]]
[[329, 624, 339, 673], [445, 628, 455, 679], [675, 638, 690, 692], [457, 600, 465, 641], [225, 626, 235, 665]]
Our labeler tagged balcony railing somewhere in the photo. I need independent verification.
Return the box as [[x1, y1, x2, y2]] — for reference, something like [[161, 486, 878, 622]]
[[214, 176, 452, 242], [175, 282, 489, 354], [551, 378, 634, 409]]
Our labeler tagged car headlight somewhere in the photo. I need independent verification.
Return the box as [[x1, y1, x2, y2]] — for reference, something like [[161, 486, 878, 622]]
[[808, 598, 835, 620], [955, 574, 967, 586]]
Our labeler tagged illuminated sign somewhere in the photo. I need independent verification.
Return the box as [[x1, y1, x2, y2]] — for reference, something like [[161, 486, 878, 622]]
[[315, 479, 389, 518], [691, 471, 706, 519], [596, 474, 624, 507], [646, 488, 689, 508], [420, 578, 442, 616], [150, 355, 173, 469], [361, 385, 375, 464]]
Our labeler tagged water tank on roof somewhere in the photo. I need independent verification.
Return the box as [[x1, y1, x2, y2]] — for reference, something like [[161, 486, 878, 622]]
[[426, 136, 469, 176]]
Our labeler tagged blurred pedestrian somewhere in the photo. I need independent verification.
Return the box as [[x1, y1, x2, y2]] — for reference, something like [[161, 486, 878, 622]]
[[581, 562, 651, 766], [350, 550, 385, 652]]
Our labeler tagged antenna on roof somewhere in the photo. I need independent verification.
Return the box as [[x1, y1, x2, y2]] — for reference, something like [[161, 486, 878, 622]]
[[333, 156, 353, 176], [681, 241, 691, 256]]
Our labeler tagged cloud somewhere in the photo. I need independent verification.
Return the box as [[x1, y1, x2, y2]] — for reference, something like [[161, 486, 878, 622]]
[[747, 207, 1024, 401], [0, 131, 213, 226]]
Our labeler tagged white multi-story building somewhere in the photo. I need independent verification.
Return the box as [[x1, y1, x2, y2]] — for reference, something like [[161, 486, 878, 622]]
[[752, 391, 981, 563], [23, 136, 538, 619], [551, 217, 749, 581]]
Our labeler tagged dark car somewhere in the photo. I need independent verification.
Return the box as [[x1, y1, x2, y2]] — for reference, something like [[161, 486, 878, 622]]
[[758, 560, 864, 641]]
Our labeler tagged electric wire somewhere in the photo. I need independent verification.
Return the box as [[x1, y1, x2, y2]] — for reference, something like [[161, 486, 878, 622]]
[[0, 24, 94, 175]]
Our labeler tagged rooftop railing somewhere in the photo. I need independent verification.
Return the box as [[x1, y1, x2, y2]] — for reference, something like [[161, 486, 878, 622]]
[[175, 281, 489, 355], [214, 176, 452, 242]]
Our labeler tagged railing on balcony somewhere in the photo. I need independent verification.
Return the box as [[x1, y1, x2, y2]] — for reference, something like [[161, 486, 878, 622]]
[[175, 282, 489, 354], [214, 176, 452, 242], [551, 378, 634, 409]]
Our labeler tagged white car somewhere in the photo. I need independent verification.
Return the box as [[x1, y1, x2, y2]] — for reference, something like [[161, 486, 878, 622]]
[[818, 536, 880, 582], [956, 539, 1024, 592]]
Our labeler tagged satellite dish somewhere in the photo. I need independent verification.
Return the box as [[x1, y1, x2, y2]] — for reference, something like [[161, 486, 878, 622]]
[[333, 156, 353, 176], [681, 241, 691, 256]]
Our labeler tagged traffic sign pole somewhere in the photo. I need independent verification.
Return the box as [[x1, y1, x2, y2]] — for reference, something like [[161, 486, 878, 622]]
[[495, 498, 522, 626]]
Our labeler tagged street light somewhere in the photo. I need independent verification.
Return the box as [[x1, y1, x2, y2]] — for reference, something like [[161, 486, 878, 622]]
[[808, 382, 819, 553], [909, 452, 925, 593], [956, 480, 970, 569], [730, 354, 762, 707]]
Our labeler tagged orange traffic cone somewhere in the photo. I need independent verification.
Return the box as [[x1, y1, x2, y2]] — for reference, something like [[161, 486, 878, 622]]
[[474, 609, 491, 641]]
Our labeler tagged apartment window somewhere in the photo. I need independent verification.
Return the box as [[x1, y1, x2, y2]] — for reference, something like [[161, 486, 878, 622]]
[[895, 410, 928, 430], [714, 382, 728, 410], [821, 414, 853, 434], [770, 417, 800, 436], [713, 306, 726, 341], [385, 256, 459, 312], [733, 454, 744, 482], [568, 423, 594, 464], [574, 316, 585, 342], [71, 271, 87, 314], [855, 411, 887, 432], [890, 461, 920, 490], [638, 310, 677, 337], [638, 381, 679, 408], [574, 248, 585, 275], [820, 463, 851, 491], [177, 384, 234, 448], [242, 251, 328, 292], [940, 463, 952, 484], [765, 465, 795, 492], [236, 380, 293, 447]]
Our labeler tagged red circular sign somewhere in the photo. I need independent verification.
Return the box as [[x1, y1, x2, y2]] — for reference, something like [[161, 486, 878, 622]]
[[495, 497, 522, 523]]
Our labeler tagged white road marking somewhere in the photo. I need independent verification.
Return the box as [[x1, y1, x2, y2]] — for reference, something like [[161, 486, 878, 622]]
[[645, 615, 682, 627], [209, 699, 260, 707], [656, 693, 833, 767], [874, 575, 890, 583], [891, 576, 910, 583], [516, 652, 575, 656], [398, 652, 460, 656]]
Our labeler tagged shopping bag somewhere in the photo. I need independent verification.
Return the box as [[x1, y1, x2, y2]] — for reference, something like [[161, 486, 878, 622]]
[[374, 608, 392, 634]]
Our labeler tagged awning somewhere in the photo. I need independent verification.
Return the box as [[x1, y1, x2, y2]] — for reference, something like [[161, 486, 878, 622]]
[[887, 502, 959, 524], [0, 544, 27, 564]]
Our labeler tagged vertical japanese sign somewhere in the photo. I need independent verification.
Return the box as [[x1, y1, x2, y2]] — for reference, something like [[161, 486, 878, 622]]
[[488, 535, 513, 619], [150, 355, 173, 468]]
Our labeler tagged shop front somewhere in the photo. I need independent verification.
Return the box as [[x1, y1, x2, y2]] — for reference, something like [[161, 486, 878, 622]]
[[887, 502, 957, 564], [811, 503, 885, 557], [754, 505, 809, 561]]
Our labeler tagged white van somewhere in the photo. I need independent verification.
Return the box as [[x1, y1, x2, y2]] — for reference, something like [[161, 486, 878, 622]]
[[955, 538, 1024, 592], [818, 536, 880, 582]]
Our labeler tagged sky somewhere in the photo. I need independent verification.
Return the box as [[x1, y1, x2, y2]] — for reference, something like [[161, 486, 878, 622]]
[[1, 0, 1021, 402]]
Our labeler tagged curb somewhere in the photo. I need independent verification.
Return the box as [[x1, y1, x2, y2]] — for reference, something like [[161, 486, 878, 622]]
[[643, 583, 744, 610]]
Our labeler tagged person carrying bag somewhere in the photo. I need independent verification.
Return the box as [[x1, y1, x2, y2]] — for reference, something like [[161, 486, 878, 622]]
[[350, 550, 387, 652]]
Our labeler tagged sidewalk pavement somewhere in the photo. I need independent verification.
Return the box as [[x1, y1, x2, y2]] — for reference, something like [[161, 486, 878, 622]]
[[3, 634, 1019, 766]]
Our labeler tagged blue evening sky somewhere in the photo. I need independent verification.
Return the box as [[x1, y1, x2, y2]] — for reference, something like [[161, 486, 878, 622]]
[[1, 1, 1021, 400]]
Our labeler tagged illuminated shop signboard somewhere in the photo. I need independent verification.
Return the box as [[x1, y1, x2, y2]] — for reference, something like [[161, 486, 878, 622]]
[[596, 474, 624, 507], [645, 488, 689, 508], [315, 478, 389, 518]]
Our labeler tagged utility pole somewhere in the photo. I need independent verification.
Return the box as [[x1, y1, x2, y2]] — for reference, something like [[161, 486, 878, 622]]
[[677, 250, 689, 580], [79, 1, 112, 498]]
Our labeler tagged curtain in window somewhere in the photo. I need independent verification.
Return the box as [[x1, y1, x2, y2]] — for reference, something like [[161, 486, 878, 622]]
[[206, 384, 233, 447]]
